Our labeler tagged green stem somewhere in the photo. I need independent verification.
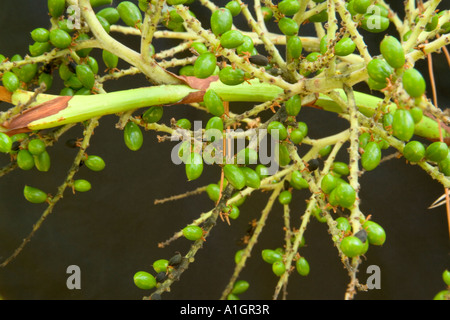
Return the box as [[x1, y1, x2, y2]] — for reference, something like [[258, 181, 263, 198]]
[[4, 83, 448, 141]]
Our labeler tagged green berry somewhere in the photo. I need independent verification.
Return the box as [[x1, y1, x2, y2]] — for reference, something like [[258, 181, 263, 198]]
[[392, 109, 415, 142], [285, 95, 301, 116], [28, 139, 46, 155], [309, 9, 328, 23], [241, 167, 261, 189], [48, 0, 66, 18], [64, 74, 83, 89], [278, 0, 300, 16], [235, 249, 244, 264], [295, 257, 310, 276], [278, 190, 292, 205], [76, 64, 95, 90], [177, 118, 192, 130], [179, 65, 195, 76], [380, 35, 405, 69], [17, 150, 35, 170], [231, 280, 249, 295], [133, 271, 156, 290], [403, 141, 425, 162], [402, 68, 426, 98], [363, 220, 386, 246], [225, 1, 241, 17], [340, 236, 364, 257], [439, 153, 450, 176], [49, 29, 72, 49], [74, 179, 92, 192], [272, 261, 286, 276], [2, 72, 20, 92], [205, 116, 224, 142], [117, 1, 143, 28], [321, 173, 339, 194], [203, 89, 224, 116], [0, 132, 13, 153], [361, 14, 390, 33], [220, 30, 245, 49], [226, 204, 240, 220], [368, 77, 387, 91], [333, 183, 356, 209], [319, 145, 332, 157], [223, 164, 246, 190], [277, 143, 291, 167], [361, 141, 381, 171], [433, 290, 450, 300], [124, 121, 144, 151], [153, 259, 169, 273], [289, 128, 304, 144], [261, 7, 273, 22], [23, 185, 48, 204], [287, 36, 303, 59], [190, 42, 208, 55], [267, 121, 288, 140], [34, 150, 51, 172], [142, 106, 163, 123], [236, 36, 254, 55], [29, 42, 52, 57], [335, 37, 356, 56], [84, 155, 106, 171], [194, 52, 217, 79], [185, 152, 203, 181], [261, 249, 283, 264], [31, 28, 50, 43], [59, 63, 74, 81], [102, 50, 119, 69], [182, 225, 203, 241], [353, 0, 372, 14], [278, 17, 299, 36], [38, 73, 53, 91], [425, 141, 449, 163], [336, 217, 351, 233], [289, 171, 309, 190], [332, 162, 350, 176], [210, 8, 233, 36], [75, 87, 91, 95], [367, 58, 393, 83], [97, 7, 120, 24], [219, 66, 245, 86], [90, 0, 113, 7], [443, 270, 450, 287], [409, 107, 423, 124], [206, 183, 220, 202]]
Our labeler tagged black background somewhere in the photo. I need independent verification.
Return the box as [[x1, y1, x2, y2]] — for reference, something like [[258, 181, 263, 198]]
[[0, 0, 448, 300]]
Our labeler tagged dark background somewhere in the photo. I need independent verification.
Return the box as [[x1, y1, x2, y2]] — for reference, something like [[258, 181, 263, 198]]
[[0, 0, 448, 300]]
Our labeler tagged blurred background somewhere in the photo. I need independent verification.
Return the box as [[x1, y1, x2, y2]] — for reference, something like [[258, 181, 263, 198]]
[[0, 0, 448, 300]]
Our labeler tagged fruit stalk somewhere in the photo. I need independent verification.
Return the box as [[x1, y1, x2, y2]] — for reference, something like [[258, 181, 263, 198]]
[[2, 82, 448, 142]]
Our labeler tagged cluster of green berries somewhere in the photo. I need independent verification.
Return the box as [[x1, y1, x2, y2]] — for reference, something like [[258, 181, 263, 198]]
[[226, 280, 250, 300], [133, 252, 184, 298], [259, 244, 310, 278], [433, 269, 450, 300], [0, 130, 101, 203], [337, 217, 386, 258]]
